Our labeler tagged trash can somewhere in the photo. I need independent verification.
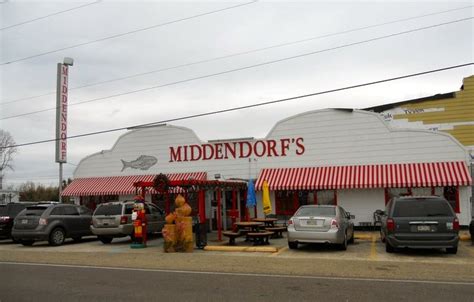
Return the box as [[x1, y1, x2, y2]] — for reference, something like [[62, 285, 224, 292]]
[[193, 216, 207, 249]]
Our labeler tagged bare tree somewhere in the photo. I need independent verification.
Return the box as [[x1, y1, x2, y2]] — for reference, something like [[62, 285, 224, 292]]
[[0, 130, 18, 190]]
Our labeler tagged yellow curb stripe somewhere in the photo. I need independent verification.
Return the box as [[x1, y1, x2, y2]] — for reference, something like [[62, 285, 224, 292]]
[[354, 235, 372, 240], [203, 245, 277, 253], [270, 246, 288, 257], [369, 234, 378, 261]]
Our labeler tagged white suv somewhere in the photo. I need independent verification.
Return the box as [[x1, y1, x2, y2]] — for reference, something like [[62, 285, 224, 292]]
[[91, 201, 165, 244]]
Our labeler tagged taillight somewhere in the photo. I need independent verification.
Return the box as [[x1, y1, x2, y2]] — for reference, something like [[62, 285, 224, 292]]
[[287, 219, 293, 225], [453, 217, 460, 231], [120, 216, 128, 224], [330, 219, 339, 229], [0, 216, 11, 223], [387, 218, 395, 232], [39, 218, 48, 225]]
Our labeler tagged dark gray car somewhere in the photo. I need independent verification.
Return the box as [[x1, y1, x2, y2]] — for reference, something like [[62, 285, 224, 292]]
[[380, 196, 459, 254], [12, 203, 93, 246]]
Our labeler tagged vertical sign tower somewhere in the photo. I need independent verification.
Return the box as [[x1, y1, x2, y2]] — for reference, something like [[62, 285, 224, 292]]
[[55, 57, 73, 203]]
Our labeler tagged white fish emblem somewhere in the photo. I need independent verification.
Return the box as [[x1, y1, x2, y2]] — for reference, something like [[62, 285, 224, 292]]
[[121, 155, 157, 171]]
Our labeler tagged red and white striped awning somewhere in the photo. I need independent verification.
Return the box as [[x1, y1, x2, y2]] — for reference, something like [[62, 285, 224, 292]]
[[62, 172, 207, 196], [255, 161, 471, 191]]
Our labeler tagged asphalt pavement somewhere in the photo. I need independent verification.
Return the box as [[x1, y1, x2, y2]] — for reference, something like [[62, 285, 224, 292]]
[[1, 262, 473, 302], [0, 231, 473, 302]]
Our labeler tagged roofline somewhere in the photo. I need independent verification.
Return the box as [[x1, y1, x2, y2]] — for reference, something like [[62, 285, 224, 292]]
[[363, 92, 456, 113]]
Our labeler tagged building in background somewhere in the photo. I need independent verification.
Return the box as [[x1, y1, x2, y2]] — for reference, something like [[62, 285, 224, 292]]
[[366, 75, 473, 215]]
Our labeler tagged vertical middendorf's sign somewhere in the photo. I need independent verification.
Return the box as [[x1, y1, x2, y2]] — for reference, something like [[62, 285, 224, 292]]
[[55, 63, 69, 163]]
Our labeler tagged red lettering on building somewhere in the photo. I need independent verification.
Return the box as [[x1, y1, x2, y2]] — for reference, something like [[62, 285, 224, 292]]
[[168, 137, 305, 162], [169, 146, 182, 162]]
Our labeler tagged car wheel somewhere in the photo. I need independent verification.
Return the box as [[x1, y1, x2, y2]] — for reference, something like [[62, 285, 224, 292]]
[[446, 246, 458, 254], [348, 232, 354, 244], [98, 236, 113, 244], [288, 241, 298, 249], [21, 240, 34, 246], [72, 237, 82, 242], [49, 228, 66, 246], [339, 234, 348, 250], [385, 241, 395, 253]]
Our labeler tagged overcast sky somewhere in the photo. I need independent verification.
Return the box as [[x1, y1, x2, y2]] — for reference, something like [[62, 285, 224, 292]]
[[0, 0, 472, 188]]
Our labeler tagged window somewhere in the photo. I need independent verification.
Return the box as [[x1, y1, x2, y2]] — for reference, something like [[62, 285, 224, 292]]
[[63, 206, 79, 216], [78, 207, 92, 215], [94, 204, 122, 216], [316, 190, 337, 205], [50, 207, 64, 216], [392, 198, 454, 217], [443, 186, 459, 213], [275, 191, 297, 215], [295, 206, 336, 217]]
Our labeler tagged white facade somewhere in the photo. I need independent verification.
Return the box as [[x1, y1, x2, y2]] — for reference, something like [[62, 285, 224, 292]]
[[71, 109, 472, 225]]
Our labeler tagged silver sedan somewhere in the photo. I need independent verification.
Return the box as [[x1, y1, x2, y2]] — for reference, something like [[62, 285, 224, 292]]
[[287, 205, 355, 250]]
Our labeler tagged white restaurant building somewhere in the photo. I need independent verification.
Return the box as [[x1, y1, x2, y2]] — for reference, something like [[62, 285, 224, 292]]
[[63, 109, 472, 227]]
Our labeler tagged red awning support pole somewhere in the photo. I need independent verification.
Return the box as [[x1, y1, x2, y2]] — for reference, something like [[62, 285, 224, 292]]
[[198, 189, 206, 223], [217, 188, 222, 241]]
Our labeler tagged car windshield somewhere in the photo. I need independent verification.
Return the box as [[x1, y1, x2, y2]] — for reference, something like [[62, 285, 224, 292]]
[[296, 207, 336, 217], [94, 204, 122, 216], [23, 206, 48, 216], [392, 199, 453, 217]]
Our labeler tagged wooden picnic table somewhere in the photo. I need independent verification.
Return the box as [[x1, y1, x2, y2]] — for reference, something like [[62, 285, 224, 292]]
[[251, 218, 278, 227], [235, 221, 264, 232]]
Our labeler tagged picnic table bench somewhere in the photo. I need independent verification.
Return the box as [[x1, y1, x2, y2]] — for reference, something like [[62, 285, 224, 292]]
[[265, 226, 286, 238], [246, 231, 274, 246], [222, 231, 243, 245]]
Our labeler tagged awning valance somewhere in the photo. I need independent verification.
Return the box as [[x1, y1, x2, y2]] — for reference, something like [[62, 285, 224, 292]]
[[62, 172, 207, 196], [255, 161, 471, 191]]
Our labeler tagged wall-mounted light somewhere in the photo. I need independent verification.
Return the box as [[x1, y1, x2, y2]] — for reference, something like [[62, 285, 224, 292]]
[[214, 173, 221, 179]]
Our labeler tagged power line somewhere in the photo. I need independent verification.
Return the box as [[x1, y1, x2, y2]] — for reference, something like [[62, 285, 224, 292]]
[[3, 62, 472, 150], [1, 17, 472, 121], [0, 1, 101, 31], [1, 4, 471, 106], [0, 1, 258, 66]]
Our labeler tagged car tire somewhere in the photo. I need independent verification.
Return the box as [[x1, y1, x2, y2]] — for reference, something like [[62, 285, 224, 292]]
[[98, 236, 113, 244], [339, 234, 348, 251], [348, 233, 354, 244], [21, 240, 34, 246], [446, 246, 458, 254], [49, 227, 66, 246], [385, 241, 395, 253], [288, 241, 298, 249]]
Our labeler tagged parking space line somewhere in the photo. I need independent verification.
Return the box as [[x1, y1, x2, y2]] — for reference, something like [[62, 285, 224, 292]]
[[369, 234, 378, 261]]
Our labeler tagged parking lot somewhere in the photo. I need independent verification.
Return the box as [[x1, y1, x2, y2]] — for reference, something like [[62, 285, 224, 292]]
[[1, 231, 473, 263]]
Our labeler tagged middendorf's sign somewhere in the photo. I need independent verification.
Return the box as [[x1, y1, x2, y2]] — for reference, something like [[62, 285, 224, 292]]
[[55, 64, 69, 163], [169, 138, 305, 162]]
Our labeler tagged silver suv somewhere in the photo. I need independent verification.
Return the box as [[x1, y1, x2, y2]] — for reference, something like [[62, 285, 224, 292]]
[[380, 196, 459, 254], [91, 201, 165, 244]]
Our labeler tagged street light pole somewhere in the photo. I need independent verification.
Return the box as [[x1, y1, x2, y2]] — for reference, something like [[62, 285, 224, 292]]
[[56, 57, 73, 203]]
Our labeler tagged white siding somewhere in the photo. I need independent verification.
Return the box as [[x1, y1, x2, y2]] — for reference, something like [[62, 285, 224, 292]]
[[337, 189, 386, 225], [74, 109, 469, 180]]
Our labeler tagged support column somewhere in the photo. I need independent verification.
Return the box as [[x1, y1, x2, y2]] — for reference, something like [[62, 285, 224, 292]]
[[217, 188, 222, 241]]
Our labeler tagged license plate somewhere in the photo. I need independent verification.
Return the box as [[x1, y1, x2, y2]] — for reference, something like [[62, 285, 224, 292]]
[[21, 219, 28, 224], [417, 225, 430, 232], [306, 219, 323, 226]]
